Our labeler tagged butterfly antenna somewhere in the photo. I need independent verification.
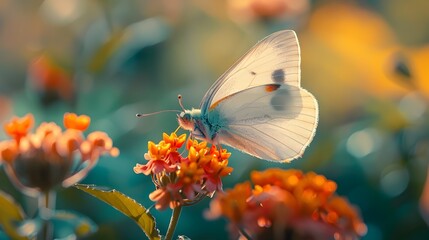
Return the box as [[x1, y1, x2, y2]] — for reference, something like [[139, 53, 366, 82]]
[[136, 110, 180, 118], [178, 94, 185, 111]]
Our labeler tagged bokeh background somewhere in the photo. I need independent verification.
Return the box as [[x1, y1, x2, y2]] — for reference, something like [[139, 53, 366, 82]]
[[1, 0, 429, 239]]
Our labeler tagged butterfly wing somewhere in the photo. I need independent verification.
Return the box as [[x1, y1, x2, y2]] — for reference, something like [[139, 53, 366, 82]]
[[200, 30, 301, 113], [208, 84, 318, 162]]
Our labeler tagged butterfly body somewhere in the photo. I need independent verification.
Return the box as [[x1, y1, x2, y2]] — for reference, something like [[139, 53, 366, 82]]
[[177, 30, 318, 162]]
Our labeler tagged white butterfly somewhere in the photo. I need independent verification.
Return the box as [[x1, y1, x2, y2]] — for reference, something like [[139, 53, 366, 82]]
[[177, 30, 318, 162]]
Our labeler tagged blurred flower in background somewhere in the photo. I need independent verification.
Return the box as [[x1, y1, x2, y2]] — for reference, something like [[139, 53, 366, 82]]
[[0, 113, 118, 196], [227, 0, 309, 23], [300, 2, 407, 121], [206, 169, 366, 240], [27, 55, 76, 107]]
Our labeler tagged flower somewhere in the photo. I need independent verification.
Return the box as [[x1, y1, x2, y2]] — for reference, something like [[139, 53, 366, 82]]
[[149, 183, 183, 211], [134, 132, 233, 210], [63, 113, 90, 131], [27, 55, 75, 106], [0, 113, 119, 196], [206, 169, 366, 240], [3, 114, 34, 142], [227, 0, 309, 23], [300, 2, 409, 121]]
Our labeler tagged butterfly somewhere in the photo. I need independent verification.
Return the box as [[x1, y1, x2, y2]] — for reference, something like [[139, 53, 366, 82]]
[[177, 30, 318, 162]]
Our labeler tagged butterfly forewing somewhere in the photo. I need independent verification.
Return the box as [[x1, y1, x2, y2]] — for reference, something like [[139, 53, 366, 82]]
[[200, 30, 301, 113]]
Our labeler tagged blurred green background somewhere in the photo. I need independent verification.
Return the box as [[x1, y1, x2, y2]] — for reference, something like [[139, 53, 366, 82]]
[[1, 0, 429, 239]]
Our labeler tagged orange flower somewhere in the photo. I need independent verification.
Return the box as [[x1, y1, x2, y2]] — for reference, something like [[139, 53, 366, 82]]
[[207, 169, 366, 240], [0, 140, 18, 163], [83, 131, 119, 159], [0, 113, 118, 196], [186, 146, 211, 165], [205, 182, 253, 222], [135, 132, 233, 210], [35, 122, 62, 139], [3, 114, 34, 141], [133, 160, 176, 175], [204, 152, 233, 192], [247, 185, 299, 238], [177, 161, 205, 199], [137, 141, 175, 176], [63, 113, 91, 131], [251, 168, 304, 192], [186, 139, 208, 152], [144, 141, 171, 161], [323, 196, 368, 237], [149, 183, 182, 210], [293, 172, 337, 214], [163, 132, 186, 150]]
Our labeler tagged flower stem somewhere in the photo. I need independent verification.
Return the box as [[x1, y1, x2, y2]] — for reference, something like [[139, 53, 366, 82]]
[[238, 225, 253, 240], [37, 191, 56, 240], [165, 205, 182, 240]]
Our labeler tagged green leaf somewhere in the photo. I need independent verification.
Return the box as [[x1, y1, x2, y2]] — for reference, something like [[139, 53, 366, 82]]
[[87, 30, 126, 73], [0, 190, 27, 240], [75, 184, 160, 240]]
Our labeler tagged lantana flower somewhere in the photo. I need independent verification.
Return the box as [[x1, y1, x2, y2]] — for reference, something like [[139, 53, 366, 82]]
[[206, 169, 367, 240], [0, 113, 119, 196], [134, 132, 233, 210]]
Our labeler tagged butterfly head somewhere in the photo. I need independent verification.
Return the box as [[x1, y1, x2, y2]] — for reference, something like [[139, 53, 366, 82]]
[[177, 109, 202, 131], [177, 110, 194, 131]]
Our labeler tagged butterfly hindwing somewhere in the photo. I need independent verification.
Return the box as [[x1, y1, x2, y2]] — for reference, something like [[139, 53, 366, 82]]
[[208, 84, 318, 162], [200, 30, 301, 113]]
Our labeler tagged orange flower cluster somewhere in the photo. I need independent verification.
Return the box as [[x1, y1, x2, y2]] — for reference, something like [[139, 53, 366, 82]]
[[0, 113, 118, 196], [134, 133, 233, 210], [206, 169, 367, 240]]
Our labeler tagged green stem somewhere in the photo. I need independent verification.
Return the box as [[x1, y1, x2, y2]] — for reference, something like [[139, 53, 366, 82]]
[[238, 225, 253, 240], [37, 191, 56, 240], [165, 205, 182, 240]]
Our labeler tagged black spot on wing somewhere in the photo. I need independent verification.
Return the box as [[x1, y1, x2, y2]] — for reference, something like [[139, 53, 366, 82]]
[[251, 71, 256, 75], [270, 89, 288, 111], [272, 69, 285, 83], [270, 87, 302, 119]]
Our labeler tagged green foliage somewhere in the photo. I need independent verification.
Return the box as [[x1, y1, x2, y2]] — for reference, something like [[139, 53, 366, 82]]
[[75, 184, 161, 240]]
